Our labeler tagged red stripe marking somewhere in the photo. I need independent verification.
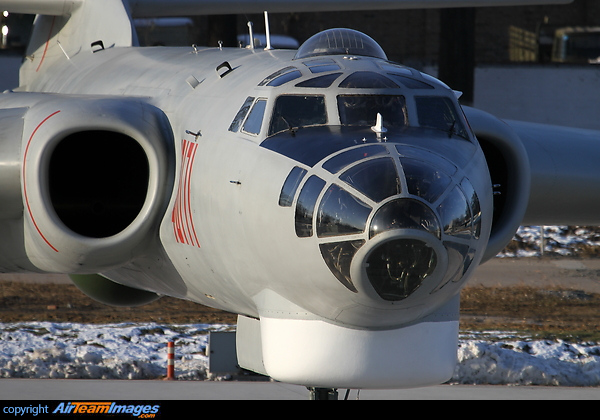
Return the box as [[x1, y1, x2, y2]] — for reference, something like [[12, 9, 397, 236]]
[[23, 111, 61, 252], [179, 141, 192, 245], [36, 16, 56, 73], [172, 139, 200, 248], [186, 143, 200, 247]]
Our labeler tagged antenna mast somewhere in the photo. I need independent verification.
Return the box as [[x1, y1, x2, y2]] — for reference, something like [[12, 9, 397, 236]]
[[264, 11, 273, 50]]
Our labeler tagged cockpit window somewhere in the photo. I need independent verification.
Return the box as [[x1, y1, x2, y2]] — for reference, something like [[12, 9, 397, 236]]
[[269, 95, 327, 136], [296, 73, 342, 88], [303, 58, 342, 73], [339, 71, 399, 89], [228, 96, 254, 132], [259, 66, 302, 87], [337, 95, 407, 128], [388, 74, 434, 89], [415, 96, 469, 139], [242, 99, 267, 135]]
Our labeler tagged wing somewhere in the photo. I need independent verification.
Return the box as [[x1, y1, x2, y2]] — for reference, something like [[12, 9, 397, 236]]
[[463, 106, 600, 260], [126, 0, 573, 16], [508, 120, 600, 226], [0, 0, 572, 16]]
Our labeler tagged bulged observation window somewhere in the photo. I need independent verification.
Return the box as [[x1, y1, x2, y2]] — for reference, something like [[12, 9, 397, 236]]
[[316, 184, 372, 238], [295, 175, 326, 237]]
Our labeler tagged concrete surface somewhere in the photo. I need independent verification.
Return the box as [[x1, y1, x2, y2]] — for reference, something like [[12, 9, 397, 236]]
[[0, 379, 598, 400]]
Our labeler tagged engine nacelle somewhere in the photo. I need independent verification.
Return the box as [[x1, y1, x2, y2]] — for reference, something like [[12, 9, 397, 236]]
[[463, 106, 531, 262], [69, 274, 161, 307], [0, 92, 174, 273]]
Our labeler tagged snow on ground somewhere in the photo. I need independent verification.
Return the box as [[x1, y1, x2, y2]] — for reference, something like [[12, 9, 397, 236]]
[[498, 226, 600, 257], [1, 322, 599, 386], [0, 322, 233, 381], [2, 225, 600, 386]]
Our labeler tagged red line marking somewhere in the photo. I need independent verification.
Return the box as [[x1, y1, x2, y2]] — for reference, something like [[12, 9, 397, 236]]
[[36, 16, 56, 73], [186, 143, 200, 247], [179, 141, 192, 245], [23, 111, 61, 252], [172, 139, 200, 248]]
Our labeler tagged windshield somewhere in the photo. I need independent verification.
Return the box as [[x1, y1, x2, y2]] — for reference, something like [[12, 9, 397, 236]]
[[269, 95, 327, 136], [337, 95, 407, 128], [415, 96, 469, 140]]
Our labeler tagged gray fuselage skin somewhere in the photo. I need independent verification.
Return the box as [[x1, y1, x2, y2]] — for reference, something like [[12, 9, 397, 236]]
[[15, 43, 492, 330]]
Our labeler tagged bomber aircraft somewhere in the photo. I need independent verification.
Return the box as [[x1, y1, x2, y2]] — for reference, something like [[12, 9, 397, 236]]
[[0, 0, 597, 399]]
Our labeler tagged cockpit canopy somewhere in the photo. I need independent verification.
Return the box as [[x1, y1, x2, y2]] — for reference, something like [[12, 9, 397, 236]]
[[295, 28, 388, 60]]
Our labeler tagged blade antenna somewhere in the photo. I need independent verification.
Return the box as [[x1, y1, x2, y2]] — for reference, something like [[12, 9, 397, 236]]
[[247, 21, 255, 49], [264, 11, 273, 50]]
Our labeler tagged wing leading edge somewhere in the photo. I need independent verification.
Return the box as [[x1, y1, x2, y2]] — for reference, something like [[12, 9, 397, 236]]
[[0, 0, 573, 17]]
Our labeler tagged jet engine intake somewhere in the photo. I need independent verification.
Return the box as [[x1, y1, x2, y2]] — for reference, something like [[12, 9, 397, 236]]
[[0, 93, 175, 273], [463, 106, 531, 262]]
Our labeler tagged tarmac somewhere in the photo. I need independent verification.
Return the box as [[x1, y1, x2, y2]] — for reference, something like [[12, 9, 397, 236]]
[[0, 379, 599, 400], [3, 256, 600, 291], [470, 257, 600, 293], [1, 257, 600, 400]]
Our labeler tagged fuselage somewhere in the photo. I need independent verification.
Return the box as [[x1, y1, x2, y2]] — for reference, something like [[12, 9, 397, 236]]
[[25, 35, 493, 330]]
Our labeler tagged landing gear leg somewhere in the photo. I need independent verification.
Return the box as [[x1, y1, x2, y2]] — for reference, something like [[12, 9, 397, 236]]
[[308, 387, 338, 400]]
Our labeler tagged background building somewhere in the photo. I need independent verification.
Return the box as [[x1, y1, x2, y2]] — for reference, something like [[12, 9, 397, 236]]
[[1, 1, 598, 127]]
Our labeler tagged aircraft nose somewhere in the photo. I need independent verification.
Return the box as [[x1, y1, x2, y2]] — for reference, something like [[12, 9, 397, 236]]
[[352, 148, 482, 303], [365, 199, 441, 301], [315, 144, 483, 306]]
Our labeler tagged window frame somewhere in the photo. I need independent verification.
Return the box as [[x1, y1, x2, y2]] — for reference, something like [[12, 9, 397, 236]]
[[241, 98, 268, 136], [268, 94, 328, 137]]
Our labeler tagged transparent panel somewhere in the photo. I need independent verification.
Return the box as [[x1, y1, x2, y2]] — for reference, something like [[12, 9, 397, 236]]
[[295, 176, 326, 237], [366, 238, 437, 301], [437, 186, 472, 239], [339, 72, 399, 89], [323, 145, 388, 173], [432, 241, 470, 292], [295, 28, 387, 60], [340, 158, 400, 202], [400, 158, 452, 204], [378, 63, 413, 75], [296, 73, 342, 88], [319, 240, 365, 293], [415, 96, 469, 140], [304, 58, 337, 67], [317, 184, 372, 238], [258, 67, 297, 86], [279, 166, 307, 207], [337, 95, 407, 128], [460, 178, 482, 239], [388, 73, 434, 89], [310, 64, 341, 73], [369, 199, 441, 239], [269, 95, 327, 136], [396, 145, 457, 176], [462, 248, 476, 279], [242, 99, 267, 134], [228, 96, 255, 132], [267, 70, 302, 87]]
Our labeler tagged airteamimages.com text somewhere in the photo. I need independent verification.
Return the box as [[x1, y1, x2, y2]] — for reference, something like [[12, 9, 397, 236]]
[[3, 402, 161, 417]]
